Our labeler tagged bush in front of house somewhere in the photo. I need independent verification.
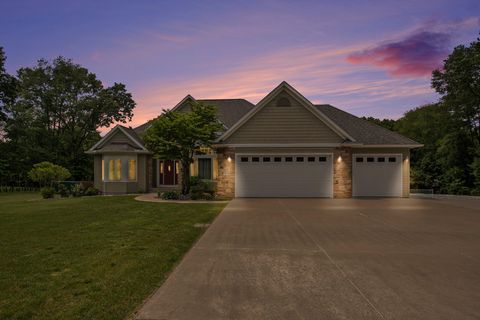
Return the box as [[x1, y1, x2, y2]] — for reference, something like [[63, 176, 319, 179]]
[[84, 186, 99, 196], [28, 162, 71, 187], [190, 179, 216, 200], [71, 184, 84, 197], [40, 187, 55, 199], [161, 191, 179, 200], [28, 162, 71, 199], [57, 184, 70, 198]]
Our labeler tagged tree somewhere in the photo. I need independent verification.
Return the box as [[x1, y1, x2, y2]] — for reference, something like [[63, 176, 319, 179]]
[[144, 101, 222, 195], [4, 56, 135, 179], [28, 161, 71, 187], [0, 47, 17, 123], [432, 36, 480, 145]]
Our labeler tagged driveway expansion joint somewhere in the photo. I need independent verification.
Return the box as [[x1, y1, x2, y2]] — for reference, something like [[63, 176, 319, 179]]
[[278, 199, 386, 320]]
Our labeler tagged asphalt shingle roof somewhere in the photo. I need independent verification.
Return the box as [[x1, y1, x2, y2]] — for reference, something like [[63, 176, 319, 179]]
[[316, 104, 420, 145], [130, 99, 419, 147], [133, 99, 255, 136]]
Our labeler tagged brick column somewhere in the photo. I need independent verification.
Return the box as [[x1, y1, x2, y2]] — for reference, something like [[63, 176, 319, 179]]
[[216, 148, 235, 198], [333, 148, 352, 198]]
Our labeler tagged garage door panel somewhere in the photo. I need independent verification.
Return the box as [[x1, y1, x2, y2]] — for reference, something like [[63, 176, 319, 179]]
[[353, 154, 402, 197], [235, 155, 332, 198]]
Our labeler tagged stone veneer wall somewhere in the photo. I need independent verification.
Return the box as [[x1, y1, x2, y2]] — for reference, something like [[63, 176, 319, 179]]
[[216, 148, 235, 197], [333, 148, 352, 198]]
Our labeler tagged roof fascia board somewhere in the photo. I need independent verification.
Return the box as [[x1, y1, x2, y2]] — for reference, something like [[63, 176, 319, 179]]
[[345, 144, 424, 148], [213, 143, 342, 148], [85, 150, 152, 155]]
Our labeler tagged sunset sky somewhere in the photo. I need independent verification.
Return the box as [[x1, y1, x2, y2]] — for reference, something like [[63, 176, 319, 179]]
[[1, 0, 479, 129]]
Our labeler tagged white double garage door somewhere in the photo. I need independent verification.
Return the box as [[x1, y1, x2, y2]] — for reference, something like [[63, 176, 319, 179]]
[[235, 153, 402, 198]]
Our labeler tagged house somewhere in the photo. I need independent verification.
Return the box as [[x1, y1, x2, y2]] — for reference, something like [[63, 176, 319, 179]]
[[86, 81, 422, 198]]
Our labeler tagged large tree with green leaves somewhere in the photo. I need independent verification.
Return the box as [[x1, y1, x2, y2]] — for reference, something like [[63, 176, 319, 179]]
[[432, 36, 480, 145], [0, 47, 17, 124], [3, 55, 135, 179], [144, 101, 222, 195]]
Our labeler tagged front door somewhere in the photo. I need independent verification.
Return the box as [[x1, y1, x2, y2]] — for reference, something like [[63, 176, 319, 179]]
[[159, 160, 178, 185]]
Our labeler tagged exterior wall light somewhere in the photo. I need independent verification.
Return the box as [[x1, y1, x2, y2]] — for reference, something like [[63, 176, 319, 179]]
[[227, 156, 232, 162], [337, 155, 342, 163]]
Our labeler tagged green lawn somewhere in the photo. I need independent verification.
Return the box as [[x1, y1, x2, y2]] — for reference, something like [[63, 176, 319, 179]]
[[0, 193, 226, 320]]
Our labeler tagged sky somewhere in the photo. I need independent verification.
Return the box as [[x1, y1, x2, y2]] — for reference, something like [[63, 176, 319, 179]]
[[1, 0, 479, 130]]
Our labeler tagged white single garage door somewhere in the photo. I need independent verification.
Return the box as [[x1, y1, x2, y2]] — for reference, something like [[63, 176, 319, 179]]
[[235, 154, 333, 197], [353, 154, 402, 197]]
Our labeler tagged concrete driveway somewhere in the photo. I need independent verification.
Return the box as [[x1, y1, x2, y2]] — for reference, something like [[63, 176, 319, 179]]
[[136, 197, 480, 320]]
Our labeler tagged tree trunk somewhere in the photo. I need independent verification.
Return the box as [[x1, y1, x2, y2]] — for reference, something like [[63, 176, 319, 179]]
[[181, 160, 191, 195]]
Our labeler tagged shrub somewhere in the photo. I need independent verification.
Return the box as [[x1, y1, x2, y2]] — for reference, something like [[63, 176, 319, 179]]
[[161, 191, 179, 200], [201, 192, 214, 201], [178, 193, 191, 200], [191, 191, 215, 200], [190, 192, 201, 200], [72, 184, 84, 197], [28, 162, 71, 187], [189, 176, 200, 187], [190, 179, 216, 200], [84, 186, 99, 196], [40, 187, 55, 199], [57, 184, 70, 198]]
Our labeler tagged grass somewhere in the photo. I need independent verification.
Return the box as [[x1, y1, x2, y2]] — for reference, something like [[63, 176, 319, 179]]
[[0, 193, 226, 320]]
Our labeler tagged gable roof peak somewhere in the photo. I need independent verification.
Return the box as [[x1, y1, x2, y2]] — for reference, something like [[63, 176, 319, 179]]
[[217, 82, 355, 142]]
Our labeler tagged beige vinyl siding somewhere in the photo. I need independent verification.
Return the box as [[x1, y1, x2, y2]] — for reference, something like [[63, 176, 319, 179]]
[[224, 91, 343, 144], [353, 148, 410, 197], [137, 154, 148, 192], [175, 101, 192, 112], [106, 130, 132, 145], [93, 155, 103, 192]]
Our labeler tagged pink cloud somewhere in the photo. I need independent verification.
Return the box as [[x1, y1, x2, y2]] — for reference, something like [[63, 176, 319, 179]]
[[346, 31, 451, 77]]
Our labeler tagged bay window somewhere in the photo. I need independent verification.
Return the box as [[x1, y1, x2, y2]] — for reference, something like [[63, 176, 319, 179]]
[[103, 155, 137, 182]]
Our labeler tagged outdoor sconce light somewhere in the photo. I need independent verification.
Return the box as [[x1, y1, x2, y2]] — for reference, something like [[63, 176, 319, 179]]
[[227, 156, 232, 162], [337, 155, 342, 163]]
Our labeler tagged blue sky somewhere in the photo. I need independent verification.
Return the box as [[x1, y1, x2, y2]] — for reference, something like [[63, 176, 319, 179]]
[[1, 0, 479, 128]]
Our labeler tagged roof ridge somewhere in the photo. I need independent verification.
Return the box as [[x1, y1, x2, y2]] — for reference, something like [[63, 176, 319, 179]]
[[198, 98, 253, 103]]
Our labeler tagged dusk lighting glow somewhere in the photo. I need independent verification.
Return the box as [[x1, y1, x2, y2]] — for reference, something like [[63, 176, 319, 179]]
[[1, 1, 479, 131]]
